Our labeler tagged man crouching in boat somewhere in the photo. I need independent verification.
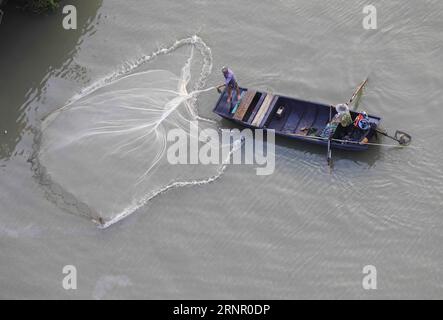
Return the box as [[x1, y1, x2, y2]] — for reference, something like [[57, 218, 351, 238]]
[[354, 111, 377, 144], [216, 66, 241, 105]]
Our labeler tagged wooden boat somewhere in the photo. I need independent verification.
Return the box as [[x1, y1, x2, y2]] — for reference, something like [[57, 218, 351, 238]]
[[213, 87, 382, 151]]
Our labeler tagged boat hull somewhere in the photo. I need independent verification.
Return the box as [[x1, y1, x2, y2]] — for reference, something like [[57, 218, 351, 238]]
[[213, 88, 382, 152]]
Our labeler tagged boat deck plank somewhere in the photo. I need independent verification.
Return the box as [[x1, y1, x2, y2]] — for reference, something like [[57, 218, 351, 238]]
[[251, 93, 274, 127], [234, 90, 256, 121]]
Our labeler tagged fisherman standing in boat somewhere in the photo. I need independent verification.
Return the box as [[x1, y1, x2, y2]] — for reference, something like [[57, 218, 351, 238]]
[[216, 66, 241, 106]]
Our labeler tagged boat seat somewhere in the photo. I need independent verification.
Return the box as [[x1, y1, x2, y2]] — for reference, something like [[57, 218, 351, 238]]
[[251, 94, 274, 127], [233, 90, 257, 121]]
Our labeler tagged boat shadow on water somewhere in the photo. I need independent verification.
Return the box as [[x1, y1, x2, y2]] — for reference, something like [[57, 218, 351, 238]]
[[275, 133, 383, 168]]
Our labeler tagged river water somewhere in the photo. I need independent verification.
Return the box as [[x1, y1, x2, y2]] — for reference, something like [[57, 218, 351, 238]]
[[1, 0, 442, 299]]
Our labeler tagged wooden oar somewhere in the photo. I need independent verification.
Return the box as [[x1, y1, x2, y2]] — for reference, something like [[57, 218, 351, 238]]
[[348, 78, 368, 111], [375, 129, 412, 146], [327, 105, 333, 167], [325, 78, 367, 168], [347, 78, 413, 146], [285, 132, 419, 149]]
